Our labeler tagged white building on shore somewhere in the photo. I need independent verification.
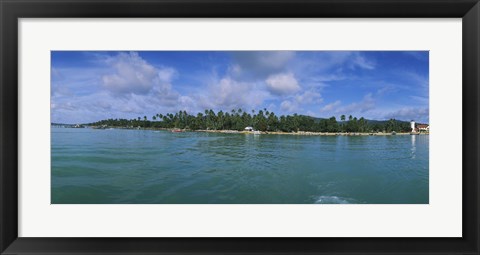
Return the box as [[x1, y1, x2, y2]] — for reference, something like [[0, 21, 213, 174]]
[[410, 120, 429, 133], [417, 124, 429, 132]]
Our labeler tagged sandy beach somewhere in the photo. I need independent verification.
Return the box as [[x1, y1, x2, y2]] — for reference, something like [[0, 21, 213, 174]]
[[195, 129, 428, 136]]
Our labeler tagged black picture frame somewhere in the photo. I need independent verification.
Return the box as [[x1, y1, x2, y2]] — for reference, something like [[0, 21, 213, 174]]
[[1, 0, 479, 254]]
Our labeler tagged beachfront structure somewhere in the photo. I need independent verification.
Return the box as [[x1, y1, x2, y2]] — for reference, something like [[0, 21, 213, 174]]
[[410, 120, 429, 133], [417, 124, 429, 132], [244, 126, 254, 131]]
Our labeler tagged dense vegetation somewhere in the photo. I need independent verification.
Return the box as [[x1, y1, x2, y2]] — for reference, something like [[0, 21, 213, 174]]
[[87, 109, 415, 133]]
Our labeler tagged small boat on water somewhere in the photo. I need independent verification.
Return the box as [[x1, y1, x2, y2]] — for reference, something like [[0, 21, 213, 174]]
[[171, 129, 183, 133], [253, 131, 261, 135]]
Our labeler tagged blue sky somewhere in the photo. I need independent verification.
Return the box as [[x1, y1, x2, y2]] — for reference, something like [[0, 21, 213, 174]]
[[51, 51, 429, 124]]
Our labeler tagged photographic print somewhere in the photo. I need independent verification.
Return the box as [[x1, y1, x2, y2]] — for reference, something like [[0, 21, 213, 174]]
[[51, 51, 429, 204]]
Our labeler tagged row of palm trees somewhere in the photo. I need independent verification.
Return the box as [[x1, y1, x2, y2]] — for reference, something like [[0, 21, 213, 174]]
[[88, 108, 413, 133]]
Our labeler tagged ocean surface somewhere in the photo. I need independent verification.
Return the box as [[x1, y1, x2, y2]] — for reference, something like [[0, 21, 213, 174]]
[[51, 128, 429, 204]]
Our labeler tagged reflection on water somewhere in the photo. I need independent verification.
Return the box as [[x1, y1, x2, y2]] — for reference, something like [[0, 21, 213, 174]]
[[411, 135, 416, 159], [51, 128, 429, 204]]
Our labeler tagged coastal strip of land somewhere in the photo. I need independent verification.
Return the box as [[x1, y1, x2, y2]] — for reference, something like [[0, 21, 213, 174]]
[[67, 125, 428, 136], [56, 109, 430, 136], [75, 109, 430, 136]]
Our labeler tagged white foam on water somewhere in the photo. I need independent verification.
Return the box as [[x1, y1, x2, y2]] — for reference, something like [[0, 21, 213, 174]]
[[315, 195, 355, 204]]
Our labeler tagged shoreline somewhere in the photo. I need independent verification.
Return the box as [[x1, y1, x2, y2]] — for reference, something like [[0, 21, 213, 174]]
[[82, 125, 429, 136], [197, 130, 428, 136]]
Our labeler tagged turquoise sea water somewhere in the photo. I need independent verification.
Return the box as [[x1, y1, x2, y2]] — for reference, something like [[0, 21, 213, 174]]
[[51, 128, 429, 204]]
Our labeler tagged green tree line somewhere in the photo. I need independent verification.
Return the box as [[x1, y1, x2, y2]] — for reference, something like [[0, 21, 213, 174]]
[[87, 109, 413, 133]]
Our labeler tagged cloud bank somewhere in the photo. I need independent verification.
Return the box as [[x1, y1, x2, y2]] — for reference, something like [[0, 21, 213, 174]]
[[51, 51, 429, 124]]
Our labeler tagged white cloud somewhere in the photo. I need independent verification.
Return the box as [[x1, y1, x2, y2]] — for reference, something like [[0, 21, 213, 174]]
[[50, 101, 77, 111], [51, 68, 64, 81], [319, 93, 375, 117], [157, 68, 177, 82], [295, 89, 323, 104], [382, 107, 429, 122], [320, 100, 341, 112], [305, 110, 318, 117], [192, 77, 269, 112], [337, 93, 375, 113], [51, 84, 73, 97], [255, 51, 294, 69], [51, 52, 188, 123], [265, 73, 300, 96], [410, 95, 429, 105], [52, 87, 191, 124], [230, 51, 295, 80], [280, 100, 297, 112], [102, 53, 154, 94], [405, 71, 428, 88], [266, 103, 277, 112], [275, 89, 322, 114], [102, 52, 176, 96], [51, 66, 107, 97], [376, 84, 397, 96], [351, 53, 375, 70], [295, 52, 374, 74], [214, 77, 253, 106]]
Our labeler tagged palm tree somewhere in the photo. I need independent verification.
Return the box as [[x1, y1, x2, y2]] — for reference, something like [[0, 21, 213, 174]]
[[196, 113, 204, 129], [341, 115, 346, 121], [217, 110, 224, 130], [359, 117, 366, 132]]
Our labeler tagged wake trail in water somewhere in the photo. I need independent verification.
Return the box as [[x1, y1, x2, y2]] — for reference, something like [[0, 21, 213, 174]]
[[315, 196, 358, 204]]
